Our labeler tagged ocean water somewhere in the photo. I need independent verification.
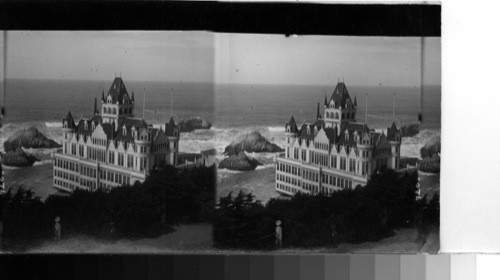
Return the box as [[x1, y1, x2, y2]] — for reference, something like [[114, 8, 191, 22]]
[[1, 79, 215, 153], [213, 83, 441, 159], [1, 80, 440, 159]]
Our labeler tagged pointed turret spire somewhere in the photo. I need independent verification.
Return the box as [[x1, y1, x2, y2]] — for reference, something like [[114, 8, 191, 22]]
[[131, 91, 135, 102], [392, 92, 396, 122], [354, 96, 357, 107], [170, 88, 174, 118], [101, 90, 105, 101], [316, 102, 320, 120], [142, 89, 146, 120], [94, 97, 98, 115], [364, 93, 368, 124], [324, 95, 328, 106]]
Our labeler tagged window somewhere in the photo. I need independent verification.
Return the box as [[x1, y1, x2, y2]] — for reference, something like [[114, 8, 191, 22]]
[[108, 151, 115, 164], [340, 157, 346, 170], [349, 159, 356, 172], [118, 153, 124, 166], [127, 155, 133, 168], [123, 127, 127, 136], [331, 155, 337, 168]]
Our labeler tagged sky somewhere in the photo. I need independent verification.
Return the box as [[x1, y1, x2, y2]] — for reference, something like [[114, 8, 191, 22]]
[[5, 31, 214, 83], [3, 31, 440, 87], [215, 34, 441, 87]]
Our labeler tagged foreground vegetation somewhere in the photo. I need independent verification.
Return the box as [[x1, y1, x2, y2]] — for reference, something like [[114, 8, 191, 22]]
[[0, 165, 215, 251], [214, 169, 439, 250]]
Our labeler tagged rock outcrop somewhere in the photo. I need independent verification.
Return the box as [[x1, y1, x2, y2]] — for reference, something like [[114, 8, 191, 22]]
[[179, 117, 212, 133], [218, 152, 261, 171], [3, 126, 61, 152], [224, 131, 284, 156], [1, 148, 39, 167], [418, 136, 440, 173], [401, 123, 420, 137]]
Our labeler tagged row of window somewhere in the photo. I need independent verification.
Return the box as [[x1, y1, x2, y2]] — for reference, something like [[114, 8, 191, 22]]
[[54, 179, 77, 191], [276, 183, 299, 194], [102, 106, 132, 115], [324, 110, 355, 119], [277, 174, 300, 187]]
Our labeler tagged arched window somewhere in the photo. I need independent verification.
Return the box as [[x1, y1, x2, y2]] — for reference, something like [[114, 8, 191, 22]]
[[119, 108, 123, 115], [335, 113, 339, 119], [112, 108, 117, 114], [342, 113, 345, 119]]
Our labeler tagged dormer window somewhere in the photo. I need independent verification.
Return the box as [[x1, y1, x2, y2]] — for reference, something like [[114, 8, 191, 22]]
[[91, 122, 95, 130], [345, 133, 349, 140], [84, 122, 88, 130], [122, 126, 127, 136], [307, 126, 311, 134]]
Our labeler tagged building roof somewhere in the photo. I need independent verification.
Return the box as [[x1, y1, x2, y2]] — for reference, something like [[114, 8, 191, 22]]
[[64, 111, 76, 129], [323, 127, 337, 143], [386, 122, 400, 141], [106, 77, 131, 104], [287, 116, 299, 133], [165, 117, 178, 136], [328, 82, 354, 109], [201, 148, 217, 156], [299, 123, 316, 140]]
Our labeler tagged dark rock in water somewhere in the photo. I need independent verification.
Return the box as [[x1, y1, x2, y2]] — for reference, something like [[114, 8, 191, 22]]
[[1, 148, 39, 167], [401, 123, 420, 137], [418, 136, 441, 173], [224, 131, 284, 156], [418, 153, 440, 173], [179, 117, 212, 133], [218, 151, 261, 171], [3, 126, 61, 152], [420, 137, 440, 159]]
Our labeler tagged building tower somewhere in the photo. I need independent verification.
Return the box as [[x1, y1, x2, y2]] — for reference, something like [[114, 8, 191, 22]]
[[101, 77, 134, 130], [387, 122, 402, 169], [285, 116, 299, 159], [323, 82, 357, 131], [165, 117, 180, 165], [61, 111, 76, 154]]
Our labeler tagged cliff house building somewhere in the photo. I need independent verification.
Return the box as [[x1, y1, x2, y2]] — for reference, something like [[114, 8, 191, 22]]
[[53, 77, 180, 192], [276, 82, 402, 196]]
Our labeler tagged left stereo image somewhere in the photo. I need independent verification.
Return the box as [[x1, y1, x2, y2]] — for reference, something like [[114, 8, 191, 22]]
[[0, 31, 216, 253]]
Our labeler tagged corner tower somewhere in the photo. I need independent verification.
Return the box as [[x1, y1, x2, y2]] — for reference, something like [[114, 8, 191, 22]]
[[285, 116, 299, 158], [386, 122, 402, 169], [323, 82, 357, 130], [165, 117, 180, 165], [101, 77, 134, 130]]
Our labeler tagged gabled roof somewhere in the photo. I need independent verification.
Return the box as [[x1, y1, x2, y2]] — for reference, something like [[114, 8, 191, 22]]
[[287, 116, 298, 133], [323, 127, 337, 143], [165, 117, 178, 136], [298, 123, 316, 140], [118, 117, 148, 130], [106, 77, 131, 104], [75, 119, 93, 136], [64, 111, 76, 129], [386, 122, 400, 141], [101, 123, 114, 139], [328, 82, 353, 109], [338, 122, 371, 147]]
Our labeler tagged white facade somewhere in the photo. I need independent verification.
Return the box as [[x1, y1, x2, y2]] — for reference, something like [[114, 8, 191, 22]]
[[53, 78, 180, 192], [275, 82, 402, 196]]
